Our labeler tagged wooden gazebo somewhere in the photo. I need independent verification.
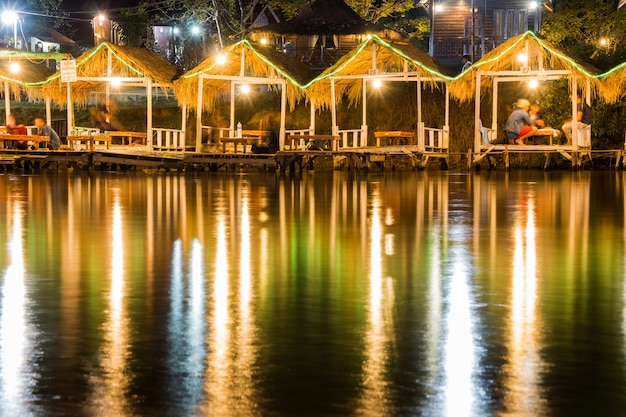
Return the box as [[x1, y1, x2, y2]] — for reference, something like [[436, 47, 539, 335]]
[[307, 34, 455, 159], [36, 42, 178, 147], [0, 50, 63, 124], [174, 39, 315, 152], [450, 31, 602, 168]]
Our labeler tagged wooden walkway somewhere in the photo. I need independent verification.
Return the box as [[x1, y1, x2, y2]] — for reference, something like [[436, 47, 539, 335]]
[[0, 145, 623, 172]]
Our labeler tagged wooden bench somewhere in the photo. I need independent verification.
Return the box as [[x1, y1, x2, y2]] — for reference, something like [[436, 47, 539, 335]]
[[107, 131, 148, 145], [288, 134, 341, 151], [220, 130, 272, 153], [221, 137, 263, 154], [66, 135, 112, 151], [0, 134, 49, 149], [374, 131, 414, 147]]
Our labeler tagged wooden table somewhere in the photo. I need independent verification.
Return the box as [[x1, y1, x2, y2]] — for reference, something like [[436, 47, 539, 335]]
[[532, 128, 561, 145], [288, 134, 341, 151], [0, 134, 49, 149], [107, 131, 148, 145], [374, 131, 414, 147], [66, 135, 111, 151]]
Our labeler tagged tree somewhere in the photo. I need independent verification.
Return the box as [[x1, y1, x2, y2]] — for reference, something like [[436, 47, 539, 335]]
[[541, 0, 626, 70]]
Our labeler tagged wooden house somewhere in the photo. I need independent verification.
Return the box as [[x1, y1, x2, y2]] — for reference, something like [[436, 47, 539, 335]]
[[251, 0, 403, 69], [430, 0, 553, 70]]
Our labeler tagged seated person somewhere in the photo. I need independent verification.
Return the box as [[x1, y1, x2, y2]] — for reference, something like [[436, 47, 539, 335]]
[[5, 114, 28, 150], [562, 95, 592, 145], [529, 102, 545, 128], [505, 99, 537, 145], [34, 117, 61, 150]]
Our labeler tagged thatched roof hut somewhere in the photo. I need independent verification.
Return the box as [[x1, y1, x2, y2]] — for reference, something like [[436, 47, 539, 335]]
[[308, 35, 455, 109], [174, 40, 315, 112], [36, 42, 178, 106], [449, 31, 601, 102], [304, 35, 454, 151], [0, 58, 54, 100], [598, 62, 626, 104], [174, 39, 317, 151], [29, 42, 179, 143]]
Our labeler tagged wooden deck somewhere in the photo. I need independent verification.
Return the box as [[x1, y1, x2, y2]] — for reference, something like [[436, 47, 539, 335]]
[[470, 144, 593, 169], [0, 144, 623, 173]]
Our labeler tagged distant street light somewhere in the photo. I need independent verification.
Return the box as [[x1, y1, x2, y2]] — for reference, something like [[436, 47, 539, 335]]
[[191, 26, 201, 35], [2, 10, 18, 49], [599, 38, 608, 47]]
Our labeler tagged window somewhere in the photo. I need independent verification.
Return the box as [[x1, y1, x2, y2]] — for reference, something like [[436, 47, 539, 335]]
[[495, 9, 529, 39], [464, 16, 481, 37], [494, 10, 504, 38]]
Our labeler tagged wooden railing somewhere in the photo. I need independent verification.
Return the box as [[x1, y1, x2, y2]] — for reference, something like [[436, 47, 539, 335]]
[[337, 127, 367, 148], [153, 128, 186, 151], [419, 123, 449, 153]]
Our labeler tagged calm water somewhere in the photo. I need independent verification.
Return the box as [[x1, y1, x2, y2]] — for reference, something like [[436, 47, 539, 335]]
[[1, 170, 625, 417]]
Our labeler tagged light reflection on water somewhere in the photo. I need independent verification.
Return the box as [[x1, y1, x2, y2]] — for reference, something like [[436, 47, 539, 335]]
[[0, 171, 625, 416], [0, 202, 32, 416], [88, 193, 131, 415]]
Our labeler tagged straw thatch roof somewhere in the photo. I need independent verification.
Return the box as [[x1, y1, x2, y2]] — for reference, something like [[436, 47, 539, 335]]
[[257, 0, 381, 35], [449, 31, 602, 102], [34, 42, 179, 106], [598, 62, 626, 104], [173, 40, 316, 112], [0, 58, 54, 100], [306, 35, 455, 109]]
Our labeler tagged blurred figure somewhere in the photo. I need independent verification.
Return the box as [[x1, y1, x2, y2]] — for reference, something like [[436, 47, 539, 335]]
[[34, 117, 61, 150], [6, 114, 28, 149], [529, 102, 546, 128], [505, 99, 537, 145], [461, 54, 472, 72], [562, 95, 592, 145]]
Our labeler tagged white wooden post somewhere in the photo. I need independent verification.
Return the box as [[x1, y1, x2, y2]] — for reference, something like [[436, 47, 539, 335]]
[[45, 97, 52, 127], [147, 78, 153, 149], [66, 82, 73, 136], [474, 72, 482, 154], [280, 80, 286, 151], [361, 77, 367, 147], [572, 77, 578, 151], [417, 76, 422, 150], [4, 82, 10, 123], [181, 104, 187, 135], [309, 99, 316, 134], [492, 79, 498, 132], [230, 81, 236, 136], [444, 84, 450, 128], [195, 76, 203, 152], [330, 78, 337, 137]]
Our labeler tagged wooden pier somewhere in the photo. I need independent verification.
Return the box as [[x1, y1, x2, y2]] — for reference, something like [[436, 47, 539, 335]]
[[0, 144, 623, 173]]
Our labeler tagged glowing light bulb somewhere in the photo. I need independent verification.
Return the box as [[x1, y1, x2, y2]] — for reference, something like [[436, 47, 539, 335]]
[[216, 54, 226, 65], [240, 84, 250, 94], [110, 78, 121, 88], [517, 53, 527, 63], [528, 79, 538, 89], [260, 38, 268, 45], [8, 62, 19, 73], [372, 79, 382, 89]]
